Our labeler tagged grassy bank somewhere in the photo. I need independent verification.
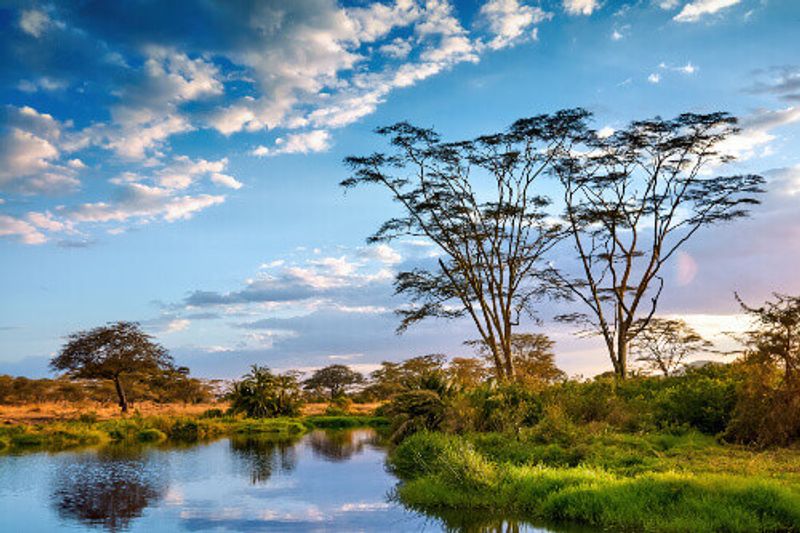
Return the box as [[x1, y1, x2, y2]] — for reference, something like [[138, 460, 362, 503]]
[[389, 431, 800, 532], [0, 414, 386, 452]]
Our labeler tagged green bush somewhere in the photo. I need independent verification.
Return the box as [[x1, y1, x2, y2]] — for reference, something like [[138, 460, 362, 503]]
[[384, 389, 445, 442], [137, 428, 166, 442]]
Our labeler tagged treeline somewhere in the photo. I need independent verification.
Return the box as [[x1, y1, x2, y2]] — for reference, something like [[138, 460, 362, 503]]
[[0, 370, 216, 406], [224, 292, 800, 448]]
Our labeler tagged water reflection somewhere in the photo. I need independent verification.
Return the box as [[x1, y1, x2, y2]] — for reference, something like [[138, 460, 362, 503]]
[[229, 435, 299, 484], [0, 430, 569, 532], [307, 428, 377, 462], [51, 445, 166, 531]]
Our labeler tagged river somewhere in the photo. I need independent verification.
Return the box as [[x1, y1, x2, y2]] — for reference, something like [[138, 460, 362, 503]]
[[0, 429, 564, 532]]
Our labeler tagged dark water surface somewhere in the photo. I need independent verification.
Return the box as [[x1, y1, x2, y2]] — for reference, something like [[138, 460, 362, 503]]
[[0, 429, 560, 532]]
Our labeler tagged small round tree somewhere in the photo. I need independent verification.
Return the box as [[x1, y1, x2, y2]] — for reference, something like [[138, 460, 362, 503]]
[[50, 321, 173, 412], [303, 364, 364, 401]]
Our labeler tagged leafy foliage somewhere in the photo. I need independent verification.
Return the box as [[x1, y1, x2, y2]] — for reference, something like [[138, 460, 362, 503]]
[[50, 322, 174, 412], [228, 365, 303, 418], [302, 364, 364, 401]]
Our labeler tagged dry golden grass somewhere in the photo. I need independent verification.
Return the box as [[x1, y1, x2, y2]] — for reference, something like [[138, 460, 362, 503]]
[[0, 402, 223, 423], [0, 401, 382, 423], [300, 402, 382, 416]]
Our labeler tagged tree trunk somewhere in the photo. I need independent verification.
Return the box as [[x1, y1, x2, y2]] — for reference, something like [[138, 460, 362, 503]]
[[616, 331, 629, 379], [113, 375, 128, 413]]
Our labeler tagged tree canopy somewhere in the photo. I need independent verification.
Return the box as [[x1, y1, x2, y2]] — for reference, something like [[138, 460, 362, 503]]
[[550, 111, 764, 378], [303, 364, 364, 400], [50, 321, 173, 412], [342, 112, 582, 380]]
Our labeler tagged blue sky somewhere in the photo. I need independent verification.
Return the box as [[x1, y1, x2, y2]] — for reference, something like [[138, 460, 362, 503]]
[[1, 0, 799, 378]]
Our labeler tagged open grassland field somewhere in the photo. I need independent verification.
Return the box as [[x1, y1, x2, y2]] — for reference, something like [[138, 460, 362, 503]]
[[0, 401, 382, 423]]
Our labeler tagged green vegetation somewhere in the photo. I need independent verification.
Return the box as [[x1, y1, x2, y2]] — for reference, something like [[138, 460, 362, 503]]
[[304, 415, 389, 429], [390, 431, 800, 532], [0, 414, 383, 453]]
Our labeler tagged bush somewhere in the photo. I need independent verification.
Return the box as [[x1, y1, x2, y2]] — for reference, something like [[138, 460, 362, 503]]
[[199, 408, 225, 419], [137, 428, 166, 442], [384, 390, 445, 442]]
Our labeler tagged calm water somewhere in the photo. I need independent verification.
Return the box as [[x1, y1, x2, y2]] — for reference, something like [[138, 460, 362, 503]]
[[0, 429, 560, 532]]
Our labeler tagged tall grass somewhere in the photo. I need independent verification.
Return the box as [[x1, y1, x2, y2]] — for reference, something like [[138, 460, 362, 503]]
[[391, 432, 800, 532]]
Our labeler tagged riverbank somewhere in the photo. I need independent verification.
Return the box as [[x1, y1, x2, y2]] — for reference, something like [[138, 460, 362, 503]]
[[389, 431, 800, 532], [0, 401, 381, 423], [0, 413, 388, 452]]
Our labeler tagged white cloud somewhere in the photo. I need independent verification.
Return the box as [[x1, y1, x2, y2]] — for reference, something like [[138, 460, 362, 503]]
[[26, 211, 73, 233], [0, 214, 47, 245], [17, 77, 67, 92], [597, 126, 615, 138], [155, 155, 228, 190], [253, 130, 332, 157], [379, 38, 413, 59], [84, 49, 223, 160], [674, 0, 741, 23], [68, 183, 224, 224], [19, 9, 51, 38], [563, 0, 600, 16], [718, 107, 800, 161], [611, 29, 623, 40], [648, 73, 661, 84], [479, 0, 552, 50], [164, 318, 190, 333], [211, 173, 243, 190], [358, 244, 402, 265], [0, 106, 82, 195]]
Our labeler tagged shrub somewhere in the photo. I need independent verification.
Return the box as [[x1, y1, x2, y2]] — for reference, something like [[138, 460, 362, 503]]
[[137, 428, 166, 442], [384, 390, 445, 442]]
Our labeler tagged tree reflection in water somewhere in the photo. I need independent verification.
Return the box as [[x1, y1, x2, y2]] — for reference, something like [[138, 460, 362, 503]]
[[308, 429, 377, 462], [51, 445, 166, 532], [229, 435, 299, 484]]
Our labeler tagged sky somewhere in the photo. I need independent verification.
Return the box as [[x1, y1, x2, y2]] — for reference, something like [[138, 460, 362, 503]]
[[1, 0, 799, 379]]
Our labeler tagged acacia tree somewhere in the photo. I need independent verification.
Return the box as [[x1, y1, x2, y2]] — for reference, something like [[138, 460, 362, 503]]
[[303, 364, 364, 401], [343, 112, 586, 380], [551, 111, 765, 378], [630, 318, 713, 377], [469, 333, 564, 384], [50, 321, 173, 412]]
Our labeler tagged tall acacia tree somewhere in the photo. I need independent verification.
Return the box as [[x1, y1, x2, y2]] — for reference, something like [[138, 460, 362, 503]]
[[51, 321, 173, 412], [551, 111, 765, 378], [343, 111, 586, 380]]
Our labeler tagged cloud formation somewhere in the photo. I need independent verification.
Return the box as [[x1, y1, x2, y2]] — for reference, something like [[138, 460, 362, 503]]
[[673, 0, 742, 23]]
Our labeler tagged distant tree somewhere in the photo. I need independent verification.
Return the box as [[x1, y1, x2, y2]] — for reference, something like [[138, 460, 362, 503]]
[[551, 111, 765, 378], [364, 362, 405, 400], [343, 113, 583, 380], [364, 354, 450, 400], [630, 318, 713, 377], [145, 366, 214, 404], [737, 293, 800, 382], [229, 365, 303, 418], [470, 333, 564, 384], [303, 364, 364, 401], [50, 321, 173, 412], [447, 357, 489, 390]]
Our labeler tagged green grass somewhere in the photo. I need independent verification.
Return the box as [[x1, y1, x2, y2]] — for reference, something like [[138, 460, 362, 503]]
[[304, 415, 389, 429], [390, 432, 800, 532], [0, 414, 382, 452]]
